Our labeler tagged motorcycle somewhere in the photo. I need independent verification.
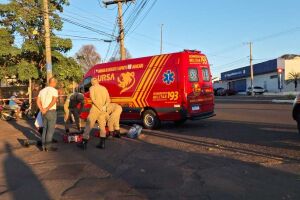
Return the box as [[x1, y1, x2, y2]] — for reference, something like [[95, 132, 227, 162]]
[[0, 100, 35, 121], [20, 100, 35, 120], [0, 104, 17, 121]]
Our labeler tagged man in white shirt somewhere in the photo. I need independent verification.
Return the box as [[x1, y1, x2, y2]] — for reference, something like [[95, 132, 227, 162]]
[[37, 77, 58, 152]]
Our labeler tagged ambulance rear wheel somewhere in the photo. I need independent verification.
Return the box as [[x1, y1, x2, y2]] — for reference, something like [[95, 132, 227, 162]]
[[142, 110, 160, 129]]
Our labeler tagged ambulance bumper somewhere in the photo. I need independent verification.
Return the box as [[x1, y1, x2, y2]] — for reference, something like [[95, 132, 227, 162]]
[[188, 111, 216, 120]]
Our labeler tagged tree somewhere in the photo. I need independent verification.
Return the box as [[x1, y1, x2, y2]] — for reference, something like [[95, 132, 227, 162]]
[[0, 28, 21, 80], [75, 44, 101, 73], [286, 72, 300, 91], [109, 48, 132, 62], [0, 0, 83, 87]]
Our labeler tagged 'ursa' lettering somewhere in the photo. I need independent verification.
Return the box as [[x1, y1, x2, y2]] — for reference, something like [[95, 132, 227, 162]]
[[98, 73, 115, 82]]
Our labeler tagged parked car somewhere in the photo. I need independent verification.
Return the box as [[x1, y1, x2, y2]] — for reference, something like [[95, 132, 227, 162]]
[[216, 88, 237, 96], [247, 86, 265, 95], [214, 87, 224, 96]]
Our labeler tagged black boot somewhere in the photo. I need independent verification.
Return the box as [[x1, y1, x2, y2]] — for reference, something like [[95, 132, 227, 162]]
[[96, 137, 106, 149], [113, 130, 121, 138], [78, 128, 84, 134], [78, 139, 88, 150], [108, 131, 114, 138]]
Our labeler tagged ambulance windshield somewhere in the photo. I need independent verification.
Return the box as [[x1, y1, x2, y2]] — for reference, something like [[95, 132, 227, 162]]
[[83, 77, 92, 92]]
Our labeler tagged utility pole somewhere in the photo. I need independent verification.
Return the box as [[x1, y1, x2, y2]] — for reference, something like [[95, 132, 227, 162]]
[[160, 24, 163, 54], [42, 0, 52, 83], [249, 42, 254, 96], [103, 0, 134, 60]]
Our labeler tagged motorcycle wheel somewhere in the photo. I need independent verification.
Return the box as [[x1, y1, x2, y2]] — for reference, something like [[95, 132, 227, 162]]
[[24, 110, 35, 120], [0, 113, 13, 121]]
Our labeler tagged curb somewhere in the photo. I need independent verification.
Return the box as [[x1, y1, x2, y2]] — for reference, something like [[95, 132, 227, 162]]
[[271, 99, 294, 104]]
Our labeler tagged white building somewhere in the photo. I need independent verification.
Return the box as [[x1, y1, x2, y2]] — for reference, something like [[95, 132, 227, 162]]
[[215, 55, 300, 93]]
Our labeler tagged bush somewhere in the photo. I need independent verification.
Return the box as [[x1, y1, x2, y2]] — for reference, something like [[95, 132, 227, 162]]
[[286, 94, 296, 100]]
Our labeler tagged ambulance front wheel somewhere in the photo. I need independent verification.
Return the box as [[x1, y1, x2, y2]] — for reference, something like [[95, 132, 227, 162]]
[[142, 110, 161, 129]]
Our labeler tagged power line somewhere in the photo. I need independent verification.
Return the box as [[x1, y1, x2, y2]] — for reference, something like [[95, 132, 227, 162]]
[[68, 3, 113, 25], [56, 34, 114, 42], [212, 57, 249, 69], [104, 17, 118, 62], [126, 0, 158, 36], [208, 26, 300, 57], [60, 16, 115, 38], [61, 12, 114, 32], [124, 0, 150, 35], [252, 26, 300, 43], [19, 5, 116, 40]]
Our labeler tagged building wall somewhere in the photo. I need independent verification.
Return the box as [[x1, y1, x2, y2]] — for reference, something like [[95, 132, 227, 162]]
[[284, 57, 300, 80], [213, 81, 227, 89], [220, 56, 300, 94], [245, 72, 279, 92]]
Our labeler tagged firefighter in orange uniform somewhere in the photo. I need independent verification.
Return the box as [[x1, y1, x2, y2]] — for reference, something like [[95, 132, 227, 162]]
[[107, 103, 123, 138], [79, 78, 110, 150]]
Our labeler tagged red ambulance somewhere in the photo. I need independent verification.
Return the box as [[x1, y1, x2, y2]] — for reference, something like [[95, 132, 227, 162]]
[[80, 50, 215, 129]]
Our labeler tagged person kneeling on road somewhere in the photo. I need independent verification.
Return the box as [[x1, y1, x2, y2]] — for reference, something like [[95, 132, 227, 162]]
[[107, 103, 122, 138], [79, 78, 110, 150]]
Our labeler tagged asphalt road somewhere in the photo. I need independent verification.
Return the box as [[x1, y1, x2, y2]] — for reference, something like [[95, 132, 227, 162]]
[[0, 99, 299, 200]]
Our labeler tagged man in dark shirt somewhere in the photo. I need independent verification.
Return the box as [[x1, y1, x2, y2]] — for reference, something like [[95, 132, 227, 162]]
[[65, 90, 84, 133]]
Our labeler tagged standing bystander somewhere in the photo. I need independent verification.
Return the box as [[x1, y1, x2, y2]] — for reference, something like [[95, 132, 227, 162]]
[[36, 77, 58, 152]]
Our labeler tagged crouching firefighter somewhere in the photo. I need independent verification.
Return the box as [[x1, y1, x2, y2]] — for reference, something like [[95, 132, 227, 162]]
[[65, 89, 84, 134], [79, 78, 110, 150], [107, 103, 123, 138]]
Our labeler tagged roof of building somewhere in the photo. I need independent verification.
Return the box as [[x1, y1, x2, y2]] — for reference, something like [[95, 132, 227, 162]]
[[280, 54, 300, 60], [221, 59, 277, 81]]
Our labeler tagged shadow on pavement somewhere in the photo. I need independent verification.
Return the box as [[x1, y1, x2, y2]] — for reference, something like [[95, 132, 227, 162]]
[[158, 119, 300, 152], [0, 119, 300, 199], [3, 142, 51, 200], [8, 120, 40, 143], [81, 138, 300, 200]]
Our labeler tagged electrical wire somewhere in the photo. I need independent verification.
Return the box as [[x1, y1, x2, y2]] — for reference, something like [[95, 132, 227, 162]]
[[56, 33, 114, 42], [104, 17, 118, 62], [61, 12, 114, 32], [124, 0, 150, 35], [16, 4, 116, 40], [212, 57, 249, 69], [126, 0, 157, 36]]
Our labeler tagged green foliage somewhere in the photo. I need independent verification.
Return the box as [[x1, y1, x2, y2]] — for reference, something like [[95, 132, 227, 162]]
[[52, 52, 83, 87], [0, 28, 20, 80], [0, 0, 82, 89], [286, 94, 296, 100], [287, 72, 300, 83], [286, 72, 300, 91], [17, 60, 39, 81]]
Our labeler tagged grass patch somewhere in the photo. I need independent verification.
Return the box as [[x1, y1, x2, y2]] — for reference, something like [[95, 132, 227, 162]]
[[286, 94, 296, 100]]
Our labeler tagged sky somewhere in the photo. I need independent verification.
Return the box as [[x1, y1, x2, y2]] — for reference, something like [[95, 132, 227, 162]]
[[1, 0, 300, 78]]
